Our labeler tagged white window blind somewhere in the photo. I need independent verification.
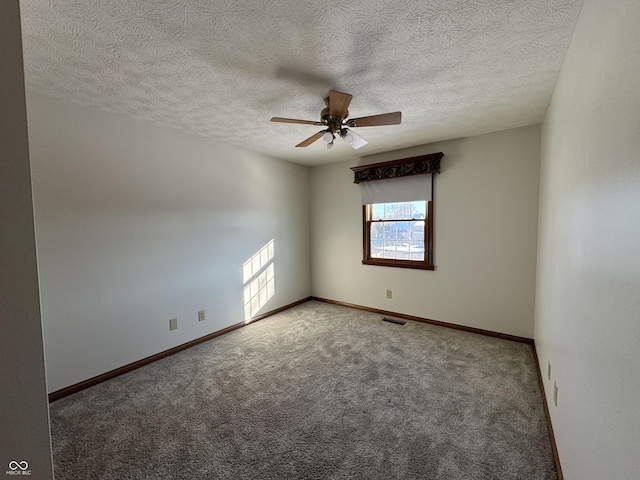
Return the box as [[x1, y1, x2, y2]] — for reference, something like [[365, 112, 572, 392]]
[[360, 173, 432, 205]]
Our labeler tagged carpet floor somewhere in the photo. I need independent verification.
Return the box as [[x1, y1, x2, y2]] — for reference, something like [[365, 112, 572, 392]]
[[49, 301, 556, 479]]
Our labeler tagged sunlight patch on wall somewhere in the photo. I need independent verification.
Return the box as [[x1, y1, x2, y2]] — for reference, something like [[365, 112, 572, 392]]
[[242, 240, 275, 321]]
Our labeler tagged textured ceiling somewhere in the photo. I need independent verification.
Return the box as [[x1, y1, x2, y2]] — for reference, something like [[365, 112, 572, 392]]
[[20, 0, 583, 166]]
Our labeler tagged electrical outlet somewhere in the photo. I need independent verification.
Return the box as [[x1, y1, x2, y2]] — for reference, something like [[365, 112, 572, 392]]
[[548, 362, 551, 381], [386, 289, 392, 299], [169, 318, 178, 331], [553, 381, 558, 407], [198, 310, 205, 322]]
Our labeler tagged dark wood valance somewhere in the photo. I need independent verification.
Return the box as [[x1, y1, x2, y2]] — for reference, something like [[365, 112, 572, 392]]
[[350, 152, 443, 184]]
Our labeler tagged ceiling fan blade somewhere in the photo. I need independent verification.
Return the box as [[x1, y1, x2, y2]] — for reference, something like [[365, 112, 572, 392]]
[[271, 117, 321, 125], [295, 131, 324, 147], [345, 128, 368, 149], [351, 111, 402, 127], [329, 90, 353, 118]]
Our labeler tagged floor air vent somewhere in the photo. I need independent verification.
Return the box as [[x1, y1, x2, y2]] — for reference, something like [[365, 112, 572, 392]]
[[382, 317, 406, 326]]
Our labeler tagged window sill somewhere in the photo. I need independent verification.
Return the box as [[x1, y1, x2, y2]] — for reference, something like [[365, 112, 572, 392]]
[[362, 259, 435, 270]]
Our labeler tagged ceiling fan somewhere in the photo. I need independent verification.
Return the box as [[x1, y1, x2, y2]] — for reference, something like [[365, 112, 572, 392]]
[[271, 90, 402, 150]]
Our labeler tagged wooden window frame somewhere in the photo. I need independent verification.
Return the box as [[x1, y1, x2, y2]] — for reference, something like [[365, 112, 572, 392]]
[[362, 197, 434, 270]]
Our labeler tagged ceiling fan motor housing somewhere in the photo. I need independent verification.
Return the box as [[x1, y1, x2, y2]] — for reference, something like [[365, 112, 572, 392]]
[[321, 107, 349, 134]]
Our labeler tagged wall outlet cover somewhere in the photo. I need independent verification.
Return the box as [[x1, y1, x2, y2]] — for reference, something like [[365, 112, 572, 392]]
[[198, 310, 205, 322], [169, 318, 178, 331], [386, 289, 392, 299]]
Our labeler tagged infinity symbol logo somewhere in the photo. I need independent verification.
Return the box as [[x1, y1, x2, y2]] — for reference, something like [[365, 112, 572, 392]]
[[8, 461, 29, 471]]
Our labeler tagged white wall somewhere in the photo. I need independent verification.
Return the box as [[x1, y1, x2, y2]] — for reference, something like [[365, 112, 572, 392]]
[[27, 92, 311, 392], [0, 1, 53, 477], [535, 1, 640, 478], [311, 125, 541, 338]]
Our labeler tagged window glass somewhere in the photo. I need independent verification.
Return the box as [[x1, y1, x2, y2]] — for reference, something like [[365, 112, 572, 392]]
[[368, 201, 426, 262]]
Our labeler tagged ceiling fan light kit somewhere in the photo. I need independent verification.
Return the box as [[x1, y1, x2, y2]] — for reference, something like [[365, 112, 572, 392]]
[[271, 90, 402, 150]]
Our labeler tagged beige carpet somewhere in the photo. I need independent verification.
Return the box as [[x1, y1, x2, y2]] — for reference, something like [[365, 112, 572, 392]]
[[49, 300, 556, 479]]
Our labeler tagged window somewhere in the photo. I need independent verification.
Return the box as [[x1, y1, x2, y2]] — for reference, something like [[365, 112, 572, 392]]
[[351, 152, 442, 271], [363, 199, 434, 270]]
